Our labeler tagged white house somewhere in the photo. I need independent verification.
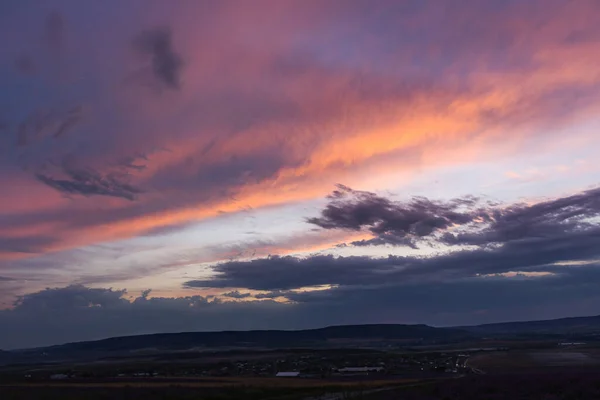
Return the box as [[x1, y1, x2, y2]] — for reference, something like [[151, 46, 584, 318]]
[[276, 371, 300, 377]]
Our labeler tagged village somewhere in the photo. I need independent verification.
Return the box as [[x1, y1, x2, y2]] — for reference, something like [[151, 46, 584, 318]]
[[25, 350, 477, 381]]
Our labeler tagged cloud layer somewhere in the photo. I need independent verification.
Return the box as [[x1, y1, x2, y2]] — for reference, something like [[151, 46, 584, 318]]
[[1, 0, 600, 347], [2, 0, 600, 262], [307, 184, 600, 249], [2, 184, 600, 349], [4, 264, 600, 349]]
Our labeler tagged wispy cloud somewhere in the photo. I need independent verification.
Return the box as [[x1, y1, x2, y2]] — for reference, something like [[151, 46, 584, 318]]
[[35, 156, 143, 200], [15, 106, 82, 147], [221, 290, 252, 299], [134, 27, 184, 90], [307, 184, 482, 248]]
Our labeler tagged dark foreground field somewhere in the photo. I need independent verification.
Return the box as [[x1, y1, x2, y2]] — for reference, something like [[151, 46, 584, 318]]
[[1, 385, 315, 400], [1, 385, 298, 400], [367, 369, 600, 400], [4, 371, 600, 400], [0, 377, 418, 400]]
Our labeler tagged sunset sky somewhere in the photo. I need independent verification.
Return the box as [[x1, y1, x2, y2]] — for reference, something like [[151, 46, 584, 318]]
[[2, 0, 600, 349]]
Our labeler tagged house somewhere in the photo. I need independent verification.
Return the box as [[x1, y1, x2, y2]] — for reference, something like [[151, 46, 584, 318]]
[[276, 371, 300, 377]]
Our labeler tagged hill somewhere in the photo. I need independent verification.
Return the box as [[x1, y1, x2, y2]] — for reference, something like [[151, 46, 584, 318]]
[[9, 315, 600, 365], [6, 324, 470, 363], [48, 324, 469, 351], [460, 315, 600, 336]]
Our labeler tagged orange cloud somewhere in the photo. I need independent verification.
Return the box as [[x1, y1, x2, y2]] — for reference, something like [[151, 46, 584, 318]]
[[3, 0, 600, 266]]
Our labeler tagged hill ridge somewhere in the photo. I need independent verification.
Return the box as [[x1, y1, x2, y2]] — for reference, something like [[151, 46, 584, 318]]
[[16, 323, 469, 354]]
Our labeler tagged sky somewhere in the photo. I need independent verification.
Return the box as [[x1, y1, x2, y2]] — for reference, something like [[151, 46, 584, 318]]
[[1, 0, 600, 349]]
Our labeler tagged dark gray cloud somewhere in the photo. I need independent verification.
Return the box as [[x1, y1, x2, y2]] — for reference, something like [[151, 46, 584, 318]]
[[443, 186, 600, 246], [255, 290, 289, 299], [0, 276, 15, 282], [35, 156, 143, 201], [134, 27, 183, 89], [184, 225, 600, 291], [307, 184, 482, 248], [0, 285, 285, 349], [5, 270, 600, 349], [176, 185, 600, 347], [186, 186, 600, 291], [184, 254, 410, 291], [281, 266, 600, 326], [221, 290, 252, 299], [14, 285, 127, 312], [310, 185, 600, 249]]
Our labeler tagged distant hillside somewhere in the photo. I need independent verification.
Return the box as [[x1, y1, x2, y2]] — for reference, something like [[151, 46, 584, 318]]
[[17, 324, 470, 356], [11, 316, 600, 359], [460, 315, 600, 336], [8, 316, 600, 365], [0, 349, 12, 364]]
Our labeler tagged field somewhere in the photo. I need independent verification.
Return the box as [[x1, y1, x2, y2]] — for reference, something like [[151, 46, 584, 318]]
[[0, 377, 422, 400], [364, 369, 600, 399], [0, 376, 418, 388], [469, 347, 600, 372], [7, 342, 600, 399], [8, 370, 600, 400]]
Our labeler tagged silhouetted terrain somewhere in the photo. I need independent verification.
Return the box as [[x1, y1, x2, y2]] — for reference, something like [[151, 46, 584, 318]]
[[6, 318, 600, 399], [4, 324, 468, 361], [6, 315, 600, 366], [460, 315, 600, 335]]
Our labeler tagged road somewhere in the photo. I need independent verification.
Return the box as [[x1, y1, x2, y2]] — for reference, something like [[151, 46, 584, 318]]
[[302, 378, 457, 400], [462, 356, 485, 375]]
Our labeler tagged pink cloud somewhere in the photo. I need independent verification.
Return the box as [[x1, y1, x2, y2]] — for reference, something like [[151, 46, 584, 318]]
[[2, 0, 600, 266]]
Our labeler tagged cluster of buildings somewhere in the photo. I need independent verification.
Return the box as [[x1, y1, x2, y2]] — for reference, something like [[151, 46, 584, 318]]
[[276, 366, 384, 378], [270, 352, 473, 378], [14, 350, 475, 381]]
